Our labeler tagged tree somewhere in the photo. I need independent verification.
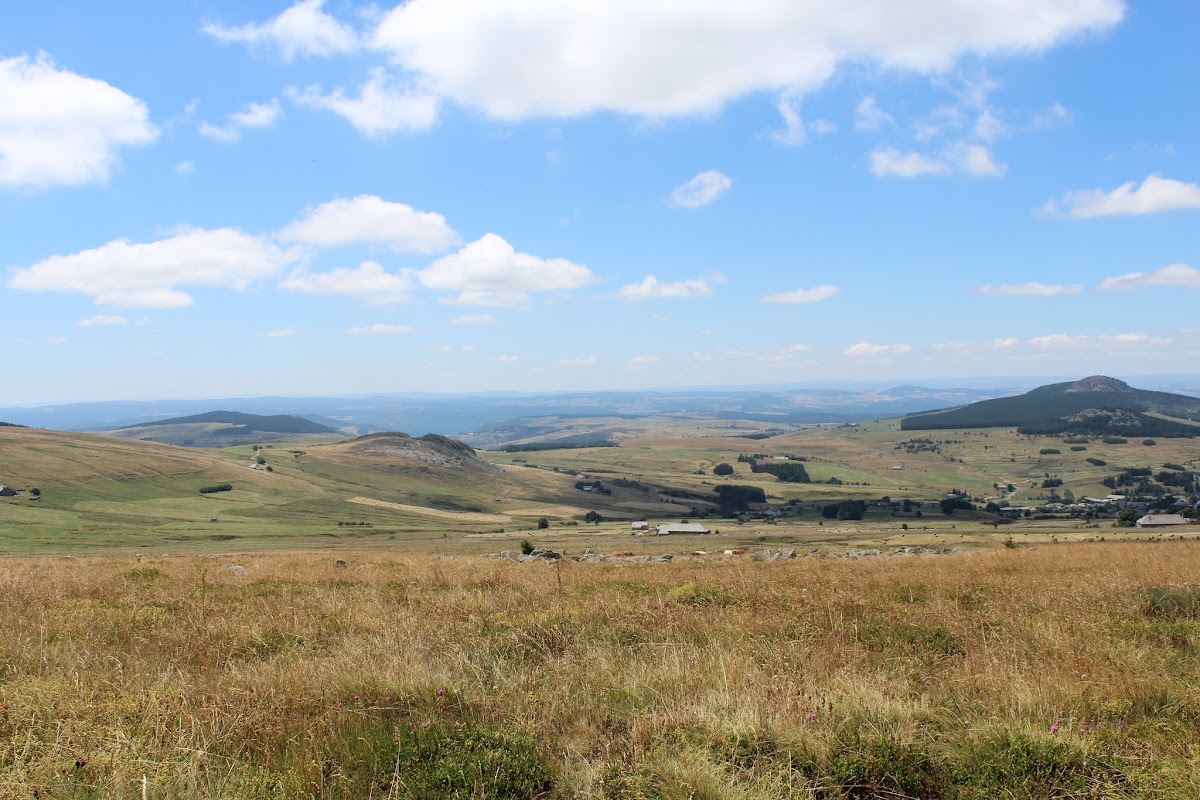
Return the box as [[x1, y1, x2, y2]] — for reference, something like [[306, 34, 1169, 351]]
[[584, 510, 603, 525], [713, 462, 734, 476], [29, 487, 41, 499], [537, 517, 549, 529], [1116, 506, 1139, 527]]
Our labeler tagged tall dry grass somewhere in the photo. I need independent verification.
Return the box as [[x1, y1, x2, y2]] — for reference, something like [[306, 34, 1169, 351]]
[[1, 542, 1199, 798]]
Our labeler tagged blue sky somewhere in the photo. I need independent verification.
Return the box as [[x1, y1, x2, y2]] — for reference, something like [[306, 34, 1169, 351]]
[[1, 0, 1197, 404]]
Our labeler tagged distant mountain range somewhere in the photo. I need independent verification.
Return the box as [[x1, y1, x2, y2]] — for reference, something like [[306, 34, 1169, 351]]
[[118, 411, 337, 435], [902, 376, 1200, 437]]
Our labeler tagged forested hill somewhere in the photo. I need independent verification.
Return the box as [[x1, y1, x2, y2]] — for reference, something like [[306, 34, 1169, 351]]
[[120, 411, 337, 434], [901, 376, 1200, 437]]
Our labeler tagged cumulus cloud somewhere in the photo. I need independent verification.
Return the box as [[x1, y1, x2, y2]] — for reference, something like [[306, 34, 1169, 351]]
[[845, 342, 912, 356], [617, 275, 714, 301], [280, 261, 414, 304], [767, 90, 815, 146], [371, 1, 1121, 120], [1097, 263, 1200, 292], [0, 54, 158, 188], [202, 0, 359, 60], [199, 99, 282, 143], [670, 169, 731, 208], [855, 96, 894, 131], [559, 357, 597, 366], [419, 233, 595, 306], [288, 68, 438, 137], [452, 314, 495, 325], [345, 323, 413, 335], [1044, 175, 1200, 218], [870, 142, 1004, 178], [760, 285, 840, 304], [76, 315, 127, 327], [7, 228, 296, 308], [494, 354, 520, 362], [976, 282, 1082, 297], [278, 195, 457, 252]]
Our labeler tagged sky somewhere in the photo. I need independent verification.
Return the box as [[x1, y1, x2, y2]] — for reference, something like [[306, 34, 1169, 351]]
[[1, 0, 1198, 404]]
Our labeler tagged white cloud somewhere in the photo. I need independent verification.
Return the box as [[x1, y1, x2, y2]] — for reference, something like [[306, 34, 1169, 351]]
[[1045, 175, 1200, 218], [419, 233, 595, 306], [280, 261, 414, 304], [76, 315, 127, 327], [278, 195, 457, 252], [629, 355, 660, 364], [452, 314, 495, 325], [202, 0, 359, 60], [559, 357, 597, 366], [993, 337, 1019, 348], [494, 354, 520, 362], [729, 344, 812, 363], [670, 169, 731, 208], [345, 323, 413, 335], [176, 160, 196, 176], [288, 68, 438, 137], [7, 228, 296, 308], [371, 1, 1121, 120], [617, 275, 714, 301], [760, 285, 840, 304], [768, 90, 807, 146], [855, 96, 893, 131], [262, 328, 297, 338], [870, 143, 1005, 178], [869, 148, 949, 178], [1097, 263, 1200, 292], [976, 282, 1082, 297], [199, 99, 282, 143], [1027, 332, 1173, 349], [845, 342, 912, 356], [0, 54, 158, 188]]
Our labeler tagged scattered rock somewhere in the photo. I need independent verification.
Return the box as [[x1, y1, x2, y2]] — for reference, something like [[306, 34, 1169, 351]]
[[658, 554, 674, 562], [499, 550, 518, 561], [227, 564, 247, 578], [527, 548, 562, 560], [846, 548, 882, 559]]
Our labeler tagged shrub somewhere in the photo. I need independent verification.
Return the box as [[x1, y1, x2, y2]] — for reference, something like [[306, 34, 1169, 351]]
[[199, 483, 233, 494], [1103, 437, 1128, 444], [520, 539, 534, 555], [1039, 448, 1061, 455], [1086, 457, 1107, 466], [1143, 439, 1157, 446], [1070, 445, 1087, 451], [712, 462, 734, 476]]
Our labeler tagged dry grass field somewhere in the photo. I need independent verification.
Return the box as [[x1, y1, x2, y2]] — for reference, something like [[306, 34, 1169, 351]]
[[3, 542, 1199, 798]]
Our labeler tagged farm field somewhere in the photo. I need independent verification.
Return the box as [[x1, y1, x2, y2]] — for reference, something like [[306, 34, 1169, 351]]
[[2, 543, 1200, 798]]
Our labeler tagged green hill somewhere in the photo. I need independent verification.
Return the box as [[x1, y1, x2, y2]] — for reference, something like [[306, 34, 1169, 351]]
[[124, 410, 337, 435], [901, 376, 1200, 437]]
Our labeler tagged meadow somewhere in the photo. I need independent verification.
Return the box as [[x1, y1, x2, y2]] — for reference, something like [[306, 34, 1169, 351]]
[[2, 543, 1199, 798]]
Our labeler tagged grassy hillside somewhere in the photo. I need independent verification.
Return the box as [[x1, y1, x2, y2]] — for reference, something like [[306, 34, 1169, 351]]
[[902, 376, 1200, 435], [3, 544, 1200, 797], [121, 410, 338, 434]]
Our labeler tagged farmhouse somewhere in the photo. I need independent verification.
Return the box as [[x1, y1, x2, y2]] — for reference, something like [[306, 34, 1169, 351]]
[[1136, 514, 1188, 528], [656, 523, 710, 536], [0, 484, 16, 497], [630, 521, 649, 531]]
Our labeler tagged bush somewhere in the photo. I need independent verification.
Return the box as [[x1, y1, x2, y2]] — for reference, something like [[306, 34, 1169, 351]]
[[1103, 437, 1128, 444], [199, 483, 233, 494], [536, 517, 549, 530], [1143, 439, 1157, 446], [712, 462, 734, 476], [1086, 457, 1107, 466], [520, 539, 534, 555], [1039, 448, 1061, 455]]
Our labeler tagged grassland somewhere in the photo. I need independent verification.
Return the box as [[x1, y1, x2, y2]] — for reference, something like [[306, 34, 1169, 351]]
[[3, 543, 1200, 798]]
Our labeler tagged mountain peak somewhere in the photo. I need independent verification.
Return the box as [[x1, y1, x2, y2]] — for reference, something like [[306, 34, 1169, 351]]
[[1064, 376, 1132, 394]]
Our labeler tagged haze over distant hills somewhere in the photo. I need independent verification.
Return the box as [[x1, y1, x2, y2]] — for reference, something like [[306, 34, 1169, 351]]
[[903, 376, 1200, 437], [106, 411, 340, 448]]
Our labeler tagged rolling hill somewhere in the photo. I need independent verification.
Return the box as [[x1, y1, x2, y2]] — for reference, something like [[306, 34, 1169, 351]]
[[107, 410, 341, 447], [901, 376, 1200, 436]]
